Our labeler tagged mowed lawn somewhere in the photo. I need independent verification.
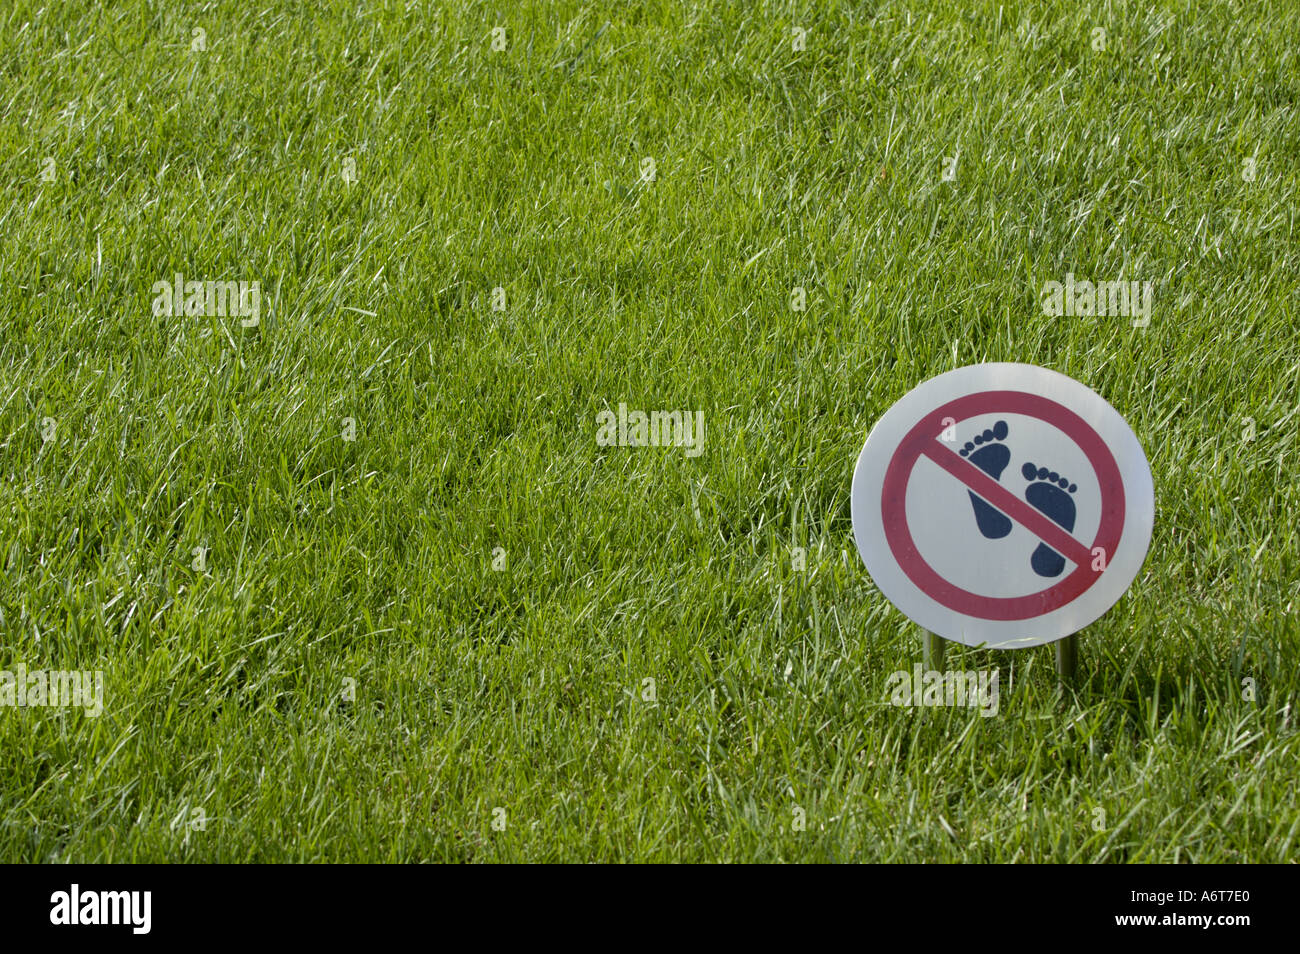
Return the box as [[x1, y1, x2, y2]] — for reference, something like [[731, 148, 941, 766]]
[[0, 0, 1296, 862]]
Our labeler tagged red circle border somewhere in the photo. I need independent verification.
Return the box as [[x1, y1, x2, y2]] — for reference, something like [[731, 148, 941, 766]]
[[881, 390, 1126, 621]]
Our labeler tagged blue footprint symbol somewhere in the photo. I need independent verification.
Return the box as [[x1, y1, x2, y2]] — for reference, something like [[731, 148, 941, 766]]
[[959, 420, 1011, 538], [1021, 463, 1078, 577]]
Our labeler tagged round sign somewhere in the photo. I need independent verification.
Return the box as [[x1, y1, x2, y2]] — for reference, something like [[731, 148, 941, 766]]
[[851, 363, 1154, 648]]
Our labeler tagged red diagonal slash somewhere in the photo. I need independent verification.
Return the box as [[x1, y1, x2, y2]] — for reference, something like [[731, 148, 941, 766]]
[[920, 439, 1096, 570]]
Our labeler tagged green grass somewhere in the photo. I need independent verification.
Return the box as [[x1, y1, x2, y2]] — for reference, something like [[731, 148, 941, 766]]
[[0, 0, 1297, 862]]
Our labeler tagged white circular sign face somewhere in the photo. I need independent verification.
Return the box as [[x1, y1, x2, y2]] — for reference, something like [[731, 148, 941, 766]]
[[851, 363, 1154, 648]]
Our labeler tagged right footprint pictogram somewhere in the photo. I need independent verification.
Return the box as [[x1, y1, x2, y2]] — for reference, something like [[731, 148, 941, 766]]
[[1021, 462, 1078, 577]]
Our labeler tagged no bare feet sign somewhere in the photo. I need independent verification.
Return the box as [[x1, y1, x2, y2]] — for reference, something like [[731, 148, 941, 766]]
[[851, 363, 1154, 649]]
